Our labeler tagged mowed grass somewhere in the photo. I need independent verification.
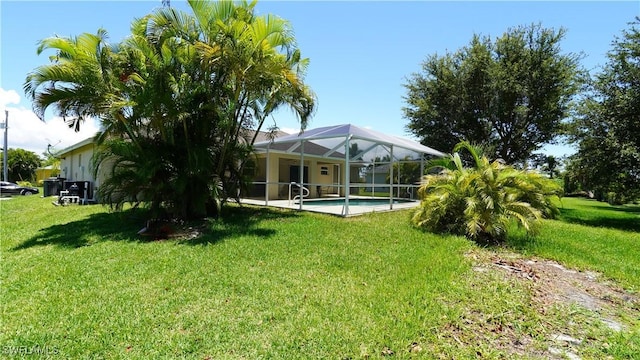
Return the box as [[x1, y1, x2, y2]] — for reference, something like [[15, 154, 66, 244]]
[[1, 195, 639, 358], [507, 197, 640, 291]]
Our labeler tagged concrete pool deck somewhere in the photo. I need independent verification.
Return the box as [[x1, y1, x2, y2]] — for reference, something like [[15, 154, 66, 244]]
[[239, 197, 420, 217]]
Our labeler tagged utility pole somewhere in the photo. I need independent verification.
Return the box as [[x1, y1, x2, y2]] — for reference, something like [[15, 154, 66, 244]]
[[2, 110, 8, 182]]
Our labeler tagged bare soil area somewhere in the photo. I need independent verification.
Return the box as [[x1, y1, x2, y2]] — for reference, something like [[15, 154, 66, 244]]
[[466, 251, 639, 359]]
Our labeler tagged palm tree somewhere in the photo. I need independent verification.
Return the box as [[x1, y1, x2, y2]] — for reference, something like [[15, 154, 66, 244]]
[[412, 141, 561, 243], [25, 0, 316, 220], [24, 29, 123, 131]]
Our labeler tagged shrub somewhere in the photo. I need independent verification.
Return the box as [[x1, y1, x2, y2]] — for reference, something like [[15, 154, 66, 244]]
[[412, 142, 562, 243], [607, 192, 626, 206]]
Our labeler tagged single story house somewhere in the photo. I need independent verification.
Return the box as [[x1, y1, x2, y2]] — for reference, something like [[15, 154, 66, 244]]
[[250, 124, 444, 206], [55, 135, 106, 202], [55, 124, 444, 212]]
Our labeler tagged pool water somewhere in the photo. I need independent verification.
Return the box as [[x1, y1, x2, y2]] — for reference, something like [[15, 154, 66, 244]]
[[297, 198, 415, 206]]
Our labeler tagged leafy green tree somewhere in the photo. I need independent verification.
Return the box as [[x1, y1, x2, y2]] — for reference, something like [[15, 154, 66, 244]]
[[41, 150, 61, 177], [565, 18, 640, 203], [404, 24, 582, 165], [1, 148, 42, 182], [531, 154, 561, 179], [388, 159, 421, 185], [386, 156, 422, 198], [599, 18, 640, 150], [25, 0, 315, 220], [349, 143, 363, 160], [412, 141, 561, 243], [367, 155, 391, 168]]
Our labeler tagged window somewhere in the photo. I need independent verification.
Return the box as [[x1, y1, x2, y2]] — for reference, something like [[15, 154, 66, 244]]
[[320, 166, 329, 176]]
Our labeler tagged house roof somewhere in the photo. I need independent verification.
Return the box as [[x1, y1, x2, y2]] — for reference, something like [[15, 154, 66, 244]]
[[55, 135, 97, 157], [254, 124, 444, 162], [365, 164, 391, 175], [54, 125, 444, 163], [54, 128, 282, 157], [249, 129, 290, 143], [241, 128, 342, 157]]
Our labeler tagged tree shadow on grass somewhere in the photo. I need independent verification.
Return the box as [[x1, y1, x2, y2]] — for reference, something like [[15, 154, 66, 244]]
[[13, 204, 301, 250], [559, 208, 640, 233], [586, 204, 640, 214], [180, 205, 300, 246], [12, 208, 149, 250]]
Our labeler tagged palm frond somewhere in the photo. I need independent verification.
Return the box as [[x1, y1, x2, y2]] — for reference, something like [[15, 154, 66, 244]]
[[413, 140, 562, 242]]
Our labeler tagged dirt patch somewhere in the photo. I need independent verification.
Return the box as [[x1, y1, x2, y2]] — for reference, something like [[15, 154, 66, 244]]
[[465, 251, 639, 359], [137, 219, 206, 240], [487, 255, 637, 327]]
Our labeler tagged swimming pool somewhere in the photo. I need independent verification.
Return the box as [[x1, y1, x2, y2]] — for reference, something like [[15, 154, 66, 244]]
[[239, 196, 420, 217], [296, 198, 416, 206]]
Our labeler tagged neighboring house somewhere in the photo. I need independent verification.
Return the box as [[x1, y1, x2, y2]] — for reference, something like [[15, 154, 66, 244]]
[[35, 165, 57, 184], [363, 164, 391, 193]]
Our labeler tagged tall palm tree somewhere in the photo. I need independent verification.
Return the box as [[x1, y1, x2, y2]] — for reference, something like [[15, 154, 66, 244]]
[[25, 0, 316, 220], [412, 141, 561, 243]]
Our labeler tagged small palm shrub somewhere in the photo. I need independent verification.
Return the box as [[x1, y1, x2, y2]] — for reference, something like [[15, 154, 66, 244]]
[[412, 142, 562, 243]]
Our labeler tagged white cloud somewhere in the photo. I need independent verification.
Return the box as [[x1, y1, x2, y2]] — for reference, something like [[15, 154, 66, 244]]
[[0, 88, 100, 156], [279, 127, 300, 135], [0, 88, 20, 106]]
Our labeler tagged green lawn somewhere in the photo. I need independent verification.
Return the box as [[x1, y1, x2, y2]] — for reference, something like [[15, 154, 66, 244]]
[[507, 197, 640, 291], [1, 195, 638, 358]]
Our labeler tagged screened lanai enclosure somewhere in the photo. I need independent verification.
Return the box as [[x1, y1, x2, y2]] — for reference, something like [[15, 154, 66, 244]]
[[242, 124, 445, 217]]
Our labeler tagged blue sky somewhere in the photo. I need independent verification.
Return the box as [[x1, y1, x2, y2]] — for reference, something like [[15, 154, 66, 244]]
[[1, 1, 638, 156]]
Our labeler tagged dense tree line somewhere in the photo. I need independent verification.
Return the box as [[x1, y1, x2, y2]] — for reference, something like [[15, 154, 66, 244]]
[[405, 21, 640, 204], [1, 148, 41, 182], [564, 19, 640, 204]]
